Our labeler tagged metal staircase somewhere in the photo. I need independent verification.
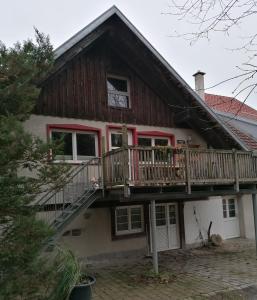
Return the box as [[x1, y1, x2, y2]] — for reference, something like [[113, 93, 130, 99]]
[[36, 157, 102, 243]]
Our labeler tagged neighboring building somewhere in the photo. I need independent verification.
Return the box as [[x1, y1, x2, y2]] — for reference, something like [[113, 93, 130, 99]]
[[194, 71, 257, 151], [26, 7, 257, 263]]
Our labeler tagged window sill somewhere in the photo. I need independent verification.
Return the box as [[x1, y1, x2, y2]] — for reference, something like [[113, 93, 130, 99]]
[[108, 106, 132, 111], [49, 159, 94, 165], [112, 231, 145, 241]]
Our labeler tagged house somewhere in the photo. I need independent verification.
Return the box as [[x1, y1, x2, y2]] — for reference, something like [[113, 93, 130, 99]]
[[194, 71, 257, 151], [25, 6, 257, 264]]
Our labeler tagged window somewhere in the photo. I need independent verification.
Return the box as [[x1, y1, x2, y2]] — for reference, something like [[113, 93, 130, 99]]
[[222, 198, 237, 219], [51, 130, 98, 161], [111, 133, 123, 149], [107, 75, 130, 108], [115, 206, 144, 235], [138, 136, 170, 162], [169, 205, 176, 225], [138, 137, 169, 147], [156, 205, 166, 226]]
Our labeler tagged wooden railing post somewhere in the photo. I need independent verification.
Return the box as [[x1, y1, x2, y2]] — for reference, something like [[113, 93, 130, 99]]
[[101, 136, 106, 197], [122, 125, 130, 198], [185, 148, 191, 194], [233, 149, 239, 192]]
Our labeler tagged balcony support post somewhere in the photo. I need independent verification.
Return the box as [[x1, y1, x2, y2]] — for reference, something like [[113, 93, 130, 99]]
[[101, 136, 106, 198], [150, 200, 159, 274], [122, 125, 130, 199], [252, 193, 257, 254], [178, 201, 186, 249], [185, 148, 191, 194], [233, 149, 239, 192]]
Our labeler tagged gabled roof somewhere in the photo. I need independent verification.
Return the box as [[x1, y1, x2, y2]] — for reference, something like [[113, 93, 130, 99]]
[[226, 123, 257, 150], [52, 6, 247, 150], [205, 93, 257, 122], [205, 93, 257, 150]]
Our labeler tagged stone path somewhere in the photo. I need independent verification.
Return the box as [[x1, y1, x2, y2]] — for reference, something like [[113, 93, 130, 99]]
[[89, 239, 257, 299]]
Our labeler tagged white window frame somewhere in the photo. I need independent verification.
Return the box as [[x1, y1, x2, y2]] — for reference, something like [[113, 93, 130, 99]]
[[138, 136, 170, 147], [138, 136, 170, 164], [50, 129, 98, 163], [222, 198, 237, 220], [108, 129, 133, 151], [115, 205, 144, 236], [107, 74, 130, 109]]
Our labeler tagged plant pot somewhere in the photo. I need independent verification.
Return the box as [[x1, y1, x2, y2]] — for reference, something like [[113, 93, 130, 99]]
[[69, 276, 96, 300]]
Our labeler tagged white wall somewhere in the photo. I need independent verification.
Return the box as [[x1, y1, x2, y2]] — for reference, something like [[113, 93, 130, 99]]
[[184, 196, 226, 245], [59, 207, 147, 259], [239, 194, 255, 239], [24, 114, 207, 148]]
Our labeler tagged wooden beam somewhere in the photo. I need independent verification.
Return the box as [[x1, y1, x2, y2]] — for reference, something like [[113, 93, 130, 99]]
[[178, 202, 186, 249], [252, 193, 257, 254], [150, 200, 158, 274]]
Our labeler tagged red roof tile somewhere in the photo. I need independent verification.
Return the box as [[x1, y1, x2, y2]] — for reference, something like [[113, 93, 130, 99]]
[[205, 93, 257, 122], [225, 123, 257, 150], [204, 93, 257, 150]]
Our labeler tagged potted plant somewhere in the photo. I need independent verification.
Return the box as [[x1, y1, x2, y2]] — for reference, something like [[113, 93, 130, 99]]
[[69, 274, 96, 300], [48, 247, 96, 300]]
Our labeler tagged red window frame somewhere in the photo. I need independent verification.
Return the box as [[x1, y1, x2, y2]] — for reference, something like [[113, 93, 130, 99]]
[[47, 124, 102, 160], [106, 125, 137, 151]]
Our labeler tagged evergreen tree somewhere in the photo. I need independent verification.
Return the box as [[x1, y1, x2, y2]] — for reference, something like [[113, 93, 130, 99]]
[[0, 30, 72, 300]]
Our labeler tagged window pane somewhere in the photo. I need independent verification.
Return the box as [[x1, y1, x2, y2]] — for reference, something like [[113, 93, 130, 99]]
[[116, 208, 128, 217], [222, 199, 227, 218], [116, 208, 129, 232], [117, 223, 129, 231], [52, 131, 72, 160], [169, 205, 176, 225], [155, 139, 168, 146], [156, 206, 166, 226], [77, 133, 96, 159], [131, 221, 142, 230], [108, 93, 129, 108], [107, 77, 128, 92], [131, 207, 142, 229], [228, 199, 236, 218], [111, 133, 122, 148], [138, 137, 151, 147]]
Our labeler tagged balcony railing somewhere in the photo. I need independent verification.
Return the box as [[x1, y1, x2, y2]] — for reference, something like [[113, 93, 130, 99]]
[[103, 146, 257, 191]]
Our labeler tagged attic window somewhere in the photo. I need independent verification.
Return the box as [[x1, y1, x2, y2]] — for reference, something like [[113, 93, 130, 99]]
[[107, 75, 130, 108]]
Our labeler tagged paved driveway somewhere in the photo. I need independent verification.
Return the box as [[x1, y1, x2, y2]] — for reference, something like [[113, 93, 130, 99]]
[[89, 239, 257, 299]]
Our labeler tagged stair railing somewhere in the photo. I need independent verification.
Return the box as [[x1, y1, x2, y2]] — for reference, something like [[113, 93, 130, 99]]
[[36, 157, 102, 228]]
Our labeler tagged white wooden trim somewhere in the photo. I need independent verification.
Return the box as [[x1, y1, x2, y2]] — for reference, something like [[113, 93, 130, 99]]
[[115, 205, 144, 235]]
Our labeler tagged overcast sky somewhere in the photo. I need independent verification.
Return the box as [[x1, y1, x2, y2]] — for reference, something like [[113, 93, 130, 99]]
[[1, 0, 257, 109]]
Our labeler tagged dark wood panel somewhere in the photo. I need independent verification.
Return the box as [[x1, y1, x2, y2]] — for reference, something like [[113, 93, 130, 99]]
[[36, 42, 175, 127]]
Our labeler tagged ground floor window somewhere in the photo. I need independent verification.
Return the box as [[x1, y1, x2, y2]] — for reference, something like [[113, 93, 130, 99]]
[[51, 130, 98, 162], [115, 205, 144, 235], [222, 198, 236, 218]]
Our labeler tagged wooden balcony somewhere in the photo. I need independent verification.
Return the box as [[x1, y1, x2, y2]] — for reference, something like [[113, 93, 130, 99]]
[[103, 146, 257, 193]]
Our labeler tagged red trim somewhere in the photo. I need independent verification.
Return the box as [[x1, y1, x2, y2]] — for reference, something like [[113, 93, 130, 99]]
[[47, 124, 102, 155], [106, 125, 137, 151], [137, 131, 175, 146]]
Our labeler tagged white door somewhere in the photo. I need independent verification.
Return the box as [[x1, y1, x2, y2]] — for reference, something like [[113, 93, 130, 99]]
[[152, 203, 180, 251], [222, 198, 240, 239]]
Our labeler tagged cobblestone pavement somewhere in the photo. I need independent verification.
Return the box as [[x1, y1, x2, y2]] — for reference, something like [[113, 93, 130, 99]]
[[89, 239, 257, 299]]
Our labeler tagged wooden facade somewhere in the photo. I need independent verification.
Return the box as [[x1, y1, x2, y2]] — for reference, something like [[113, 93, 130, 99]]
[[36, 43, 175, 127]]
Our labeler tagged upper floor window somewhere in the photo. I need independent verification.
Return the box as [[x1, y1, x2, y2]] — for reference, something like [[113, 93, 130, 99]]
[[138, 136, 169, 147], [107, 75, 130, 108], [51, 130, 98, 162]]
